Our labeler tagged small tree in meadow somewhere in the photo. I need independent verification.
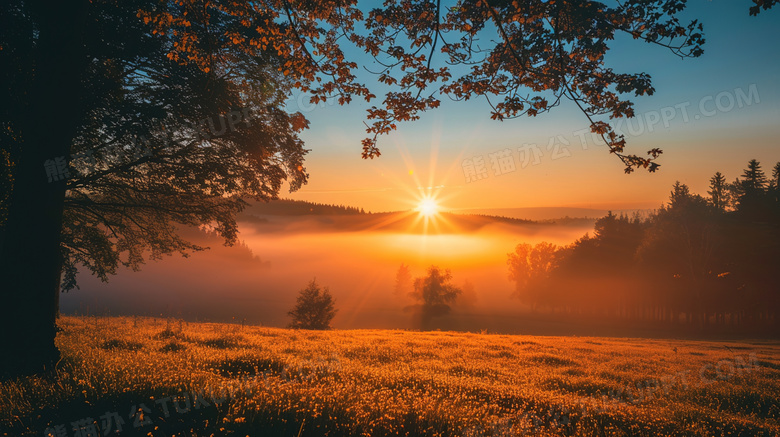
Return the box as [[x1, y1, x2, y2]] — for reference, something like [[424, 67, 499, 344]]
[[409, 266, 462, 328], [288, 280, 337, 330]]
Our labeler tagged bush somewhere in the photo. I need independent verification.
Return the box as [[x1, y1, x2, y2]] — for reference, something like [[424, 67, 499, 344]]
[[288, 279, 337, 330]]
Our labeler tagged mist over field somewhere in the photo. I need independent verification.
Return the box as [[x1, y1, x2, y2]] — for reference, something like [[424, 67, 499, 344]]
[[60, 206, 595, 331]]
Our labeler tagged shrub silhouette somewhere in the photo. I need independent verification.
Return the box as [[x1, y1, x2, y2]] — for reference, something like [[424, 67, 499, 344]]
[[288, 279, 337, 330], [408, 266, 462, 329]]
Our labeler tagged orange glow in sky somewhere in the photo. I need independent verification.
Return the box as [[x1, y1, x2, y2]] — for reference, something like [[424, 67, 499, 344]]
[[280, 2, 779, 214]]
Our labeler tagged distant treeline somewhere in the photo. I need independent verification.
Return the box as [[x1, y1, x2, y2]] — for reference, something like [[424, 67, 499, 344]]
[[444, 213, 538, 226], [245, 199, 367, 216], [509, 160, 780, 333]]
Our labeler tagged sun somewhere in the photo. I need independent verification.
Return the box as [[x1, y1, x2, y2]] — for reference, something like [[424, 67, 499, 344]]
[[417, 198, 439, 217]]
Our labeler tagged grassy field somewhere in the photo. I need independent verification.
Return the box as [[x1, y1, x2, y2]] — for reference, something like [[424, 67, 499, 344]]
[[1, 316, 778, 436]]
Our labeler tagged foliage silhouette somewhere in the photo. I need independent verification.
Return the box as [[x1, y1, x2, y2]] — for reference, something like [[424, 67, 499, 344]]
[[408, 266, 462, 329], [507, 242, 561, 311], [708, 172, 729, 211], [0, 0, 308, 377], [288, 279, 338, 330]]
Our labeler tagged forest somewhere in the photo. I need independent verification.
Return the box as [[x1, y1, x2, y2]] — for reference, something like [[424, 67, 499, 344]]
[[508, 159, 780, 332]]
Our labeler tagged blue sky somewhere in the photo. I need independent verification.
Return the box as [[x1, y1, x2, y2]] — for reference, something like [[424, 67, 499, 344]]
[[285, 1, 780, 212]]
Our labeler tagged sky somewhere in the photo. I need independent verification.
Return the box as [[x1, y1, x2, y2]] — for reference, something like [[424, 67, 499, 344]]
[[281, 1, 780, 213]]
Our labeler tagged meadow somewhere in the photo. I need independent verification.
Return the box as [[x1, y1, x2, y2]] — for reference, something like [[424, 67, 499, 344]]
[[1, 316, 778, 436]]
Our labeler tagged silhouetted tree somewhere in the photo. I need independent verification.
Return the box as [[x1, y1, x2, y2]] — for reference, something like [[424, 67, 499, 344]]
[[507, 242, 560, 310], [771, 162, 780, 208], [735, 159, 771, 219], [773, 162, 780, 188], [539, 212, 647, 317], [708, 172, 729, 211], [409, 266, 462, 328], [592, 212, 647, 266], [288, 280, 337, 330], [0, 0, 310, 377], [669, 181, 692, 206], [741, 159, 768, 192], [637, 184, 723, 327], [727, 177, 745, 211]]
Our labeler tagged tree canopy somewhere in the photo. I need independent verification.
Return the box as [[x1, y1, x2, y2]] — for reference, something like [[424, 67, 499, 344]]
[[135, 0, 717, 172], [2, 0, 309, 291]]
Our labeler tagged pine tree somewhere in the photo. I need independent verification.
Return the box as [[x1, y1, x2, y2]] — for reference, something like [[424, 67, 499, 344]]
[[708, 172, 729, 210], [735, 160, 772, 218], [669, 181, 692, 208], [770, 162, 780, 206], [741, 159, 768, 193]]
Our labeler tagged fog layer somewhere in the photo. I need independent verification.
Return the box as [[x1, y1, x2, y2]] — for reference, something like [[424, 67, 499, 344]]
[[61, 212, 594, 331]]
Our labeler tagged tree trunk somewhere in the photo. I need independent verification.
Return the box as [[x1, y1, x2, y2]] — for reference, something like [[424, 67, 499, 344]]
[[0, 0, 88, 378]]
